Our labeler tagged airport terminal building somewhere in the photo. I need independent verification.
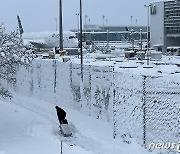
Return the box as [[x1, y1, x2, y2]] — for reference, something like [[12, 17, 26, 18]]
[[150, 0, 180, 53], [71, 25, 147, 42]]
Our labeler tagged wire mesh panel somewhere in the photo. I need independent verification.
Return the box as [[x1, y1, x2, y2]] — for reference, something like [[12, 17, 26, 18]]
[[55, 61, 72, 107], [145, 75, 180, 154], [80, 65, 92, 116], [113, 72, 144, 144], [113, 73, 180, 153], [70, 63, 82, 109], [70, 63, 113, 122], [90, 65, 113, 122]]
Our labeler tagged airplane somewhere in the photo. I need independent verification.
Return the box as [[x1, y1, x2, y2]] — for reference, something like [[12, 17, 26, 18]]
[[17, 15, 78, 50]]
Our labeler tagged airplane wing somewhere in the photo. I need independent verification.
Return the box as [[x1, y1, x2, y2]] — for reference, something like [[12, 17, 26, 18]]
[[28, 40, 48, 48]]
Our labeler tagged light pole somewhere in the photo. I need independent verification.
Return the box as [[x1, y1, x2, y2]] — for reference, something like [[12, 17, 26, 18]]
[[140, 29, 142, 51], [144, 4, 151, 65], [106, 30, 109, 53], [102, 15, 105, 31], [76, 13, 80, 33], [136, 19, 138, 25], [106, 18, 108, 26], [85, 15, 88, 32], [130, 29, 134, 51], [59, 0, 63, 51], [80, 0, 83, 80], [130, 15, 133, 30], [75, 13, 80, 40], [88, 18, 91, 31], [55, 18, 57, 31]]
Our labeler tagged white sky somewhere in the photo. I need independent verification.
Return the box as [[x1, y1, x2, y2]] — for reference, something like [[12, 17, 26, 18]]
[[0, 0, 161, 32]]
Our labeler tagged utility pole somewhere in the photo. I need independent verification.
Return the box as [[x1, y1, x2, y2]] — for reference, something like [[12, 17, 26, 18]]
[[59, 0, 63, 51]]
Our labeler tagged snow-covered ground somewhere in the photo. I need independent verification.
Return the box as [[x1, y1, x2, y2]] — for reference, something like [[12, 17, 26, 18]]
[[1, 49, 179, 154], [0, 93, 156, 154]]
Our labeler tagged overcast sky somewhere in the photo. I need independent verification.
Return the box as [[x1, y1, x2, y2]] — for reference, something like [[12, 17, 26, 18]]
[[0, 0, 160, 32]]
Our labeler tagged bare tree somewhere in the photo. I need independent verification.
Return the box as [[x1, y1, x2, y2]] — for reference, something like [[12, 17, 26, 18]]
[[0, 23, 34, 98]]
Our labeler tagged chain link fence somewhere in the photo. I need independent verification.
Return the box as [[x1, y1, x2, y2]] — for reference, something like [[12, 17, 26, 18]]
[[70, 63, 114, 122], [15, 60, 180, 153], [113, 72, 180, 154]]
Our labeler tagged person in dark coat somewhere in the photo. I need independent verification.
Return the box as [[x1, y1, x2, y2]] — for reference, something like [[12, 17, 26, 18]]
[[55, 106, 68, 124]]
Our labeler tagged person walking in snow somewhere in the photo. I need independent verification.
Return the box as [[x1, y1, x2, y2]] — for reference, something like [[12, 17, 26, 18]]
[[55, 106, 68, 124]]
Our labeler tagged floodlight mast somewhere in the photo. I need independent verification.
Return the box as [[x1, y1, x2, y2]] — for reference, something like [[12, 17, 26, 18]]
[[59, 0, 63, 51], [80, 0, 83, 66], [144, 4, 151, 65]]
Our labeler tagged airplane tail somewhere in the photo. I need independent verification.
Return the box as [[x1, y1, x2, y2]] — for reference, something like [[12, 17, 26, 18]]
[[125, 26, 129, 31], [17, 15, 24, 35]]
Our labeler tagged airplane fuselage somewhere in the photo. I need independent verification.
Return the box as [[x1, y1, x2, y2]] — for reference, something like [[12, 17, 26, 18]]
[[22, 31, 78, 49]]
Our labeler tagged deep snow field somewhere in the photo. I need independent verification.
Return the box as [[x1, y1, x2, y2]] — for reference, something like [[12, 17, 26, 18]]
[[0, 93, 157, 154]]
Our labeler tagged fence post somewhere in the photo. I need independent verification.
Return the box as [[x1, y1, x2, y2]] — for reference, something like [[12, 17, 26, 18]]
[[112, 68, 116, 139], [61, 140, 63, 154], [142, 75, 147, 148], [53, 60, 57, 93]]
